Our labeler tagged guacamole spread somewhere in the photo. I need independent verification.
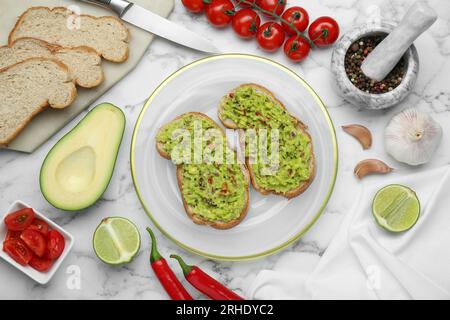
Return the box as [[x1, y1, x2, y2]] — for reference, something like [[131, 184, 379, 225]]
[[222, 86, 312, 193], [156, 114, 247, 222]]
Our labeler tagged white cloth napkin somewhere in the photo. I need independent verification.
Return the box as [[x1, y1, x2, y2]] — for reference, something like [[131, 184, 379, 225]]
[[248, 166, 450, 300]]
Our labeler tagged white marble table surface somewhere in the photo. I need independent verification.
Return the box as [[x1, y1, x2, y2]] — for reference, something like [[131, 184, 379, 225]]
[[0, 0, 449, 299]]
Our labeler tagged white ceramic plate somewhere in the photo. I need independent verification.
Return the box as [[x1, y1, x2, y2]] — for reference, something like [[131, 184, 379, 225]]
[[0, 200, 74, 284], [131, 54, 338, 260]]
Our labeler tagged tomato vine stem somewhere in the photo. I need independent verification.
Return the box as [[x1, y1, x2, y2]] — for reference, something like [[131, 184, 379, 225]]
[[235, 0, 313, 46]]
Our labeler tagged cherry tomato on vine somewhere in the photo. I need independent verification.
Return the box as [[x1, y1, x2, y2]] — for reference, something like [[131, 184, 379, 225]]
[[205, 0, 235, 28], [284, 36, 311, 62], [182, 0, 206, 13], [308, 16, 340, 47], [232, 8, 261, 39], [256, 22, 285, 52], [281, 6, 309, 36], [256, 0, 286, 18], [234, 0, 256, 8]]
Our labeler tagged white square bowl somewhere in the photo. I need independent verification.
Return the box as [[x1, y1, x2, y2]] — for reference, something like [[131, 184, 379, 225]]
[[0, 200, 74, 284]]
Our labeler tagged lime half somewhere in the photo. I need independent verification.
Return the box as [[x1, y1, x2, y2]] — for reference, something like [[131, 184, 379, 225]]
[[372, 184, 420, 233], [93, 217, 141, 265]]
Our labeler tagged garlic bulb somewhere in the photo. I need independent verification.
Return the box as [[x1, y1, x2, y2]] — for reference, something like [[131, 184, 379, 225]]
[[385, 108, 442, 166]]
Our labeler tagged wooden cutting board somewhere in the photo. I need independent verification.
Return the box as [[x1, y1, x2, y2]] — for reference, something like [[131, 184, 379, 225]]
[[0, 0, 174, 153]]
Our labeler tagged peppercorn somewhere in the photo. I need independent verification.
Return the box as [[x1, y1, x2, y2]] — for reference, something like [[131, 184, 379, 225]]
[[344, 35, 406, 94]]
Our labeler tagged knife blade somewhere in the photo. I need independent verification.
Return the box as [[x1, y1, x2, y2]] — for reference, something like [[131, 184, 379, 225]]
[[78, 0, 221, 54]]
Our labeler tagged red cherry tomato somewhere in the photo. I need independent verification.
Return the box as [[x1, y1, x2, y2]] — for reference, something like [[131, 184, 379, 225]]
[[205, 0, 235, 28], [3, 239, 33, 266], [27, 218, 49, 236], [45, 229, 65, 260], [308, 16, 340, 47], [5, 230, 22, 241], [232, 8, 261, 39], [29, 256, 53, 273], [256, 0, 286, 18], [281, 6, 309, 36], [20, 229, 46, 257], [256, 22, 285, 52], [235, 0, 256, 8], [181, 0, 206, 13], [284, 36, 311, 62], [4, 208, 35, 231]]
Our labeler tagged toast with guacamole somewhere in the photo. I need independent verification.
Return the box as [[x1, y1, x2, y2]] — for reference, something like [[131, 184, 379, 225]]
[[218, 84, 315, 199], [156, 112, 250, 229]]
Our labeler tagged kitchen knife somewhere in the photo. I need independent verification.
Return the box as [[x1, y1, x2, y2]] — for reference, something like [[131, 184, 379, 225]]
[[78, 0, 220, 53]]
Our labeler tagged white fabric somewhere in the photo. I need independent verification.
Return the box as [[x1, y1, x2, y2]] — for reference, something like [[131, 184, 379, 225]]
[[248, 166, 450, 300]]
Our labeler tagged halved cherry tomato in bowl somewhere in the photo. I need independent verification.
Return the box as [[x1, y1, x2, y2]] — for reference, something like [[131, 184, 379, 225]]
[[29, 256, 53, 272], [256, 22, 285, 52], [45, 229, 65, 260], [5, 230, 22, 241], [27, 218, 49, 236], [281, 6, 309, 36], [20, 229, 46, 257], [3, 239, 33, 266], [232, 8, 261, 39], [4, 208, 35, 231]]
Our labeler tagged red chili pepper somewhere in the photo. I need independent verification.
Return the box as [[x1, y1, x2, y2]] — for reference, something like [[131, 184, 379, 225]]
[[146, 227, 193, 300], [170, 254, 244, 300]]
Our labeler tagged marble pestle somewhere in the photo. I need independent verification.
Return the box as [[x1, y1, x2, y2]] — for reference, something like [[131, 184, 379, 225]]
[[361, 1, 437, 81]]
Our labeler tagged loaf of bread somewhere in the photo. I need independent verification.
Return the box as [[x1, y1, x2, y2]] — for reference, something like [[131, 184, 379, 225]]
[[0, 38, 103, 88], [0, 58, 76, 146], [9, 7, 130, 63]]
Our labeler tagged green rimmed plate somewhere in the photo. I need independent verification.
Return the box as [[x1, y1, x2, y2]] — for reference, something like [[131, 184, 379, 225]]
[[131, 54, 338, 261]]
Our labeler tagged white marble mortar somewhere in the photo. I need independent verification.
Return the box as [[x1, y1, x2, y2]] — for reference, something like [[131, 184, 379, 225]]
[[331, 22, 419, 110]]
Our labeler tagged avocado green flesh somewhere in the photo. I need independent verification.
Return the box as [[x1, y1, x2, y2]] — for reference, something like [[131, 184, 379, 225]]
[[156, 114, 247, 222], [222, 86, 312, 193], [40, 103, 125, 211], [157, 116, 219, 163]]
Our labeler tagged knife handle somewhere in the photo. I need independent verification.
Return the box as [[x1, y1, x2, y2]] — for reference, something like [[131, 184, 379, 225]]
[[77, 0, 132, 16]]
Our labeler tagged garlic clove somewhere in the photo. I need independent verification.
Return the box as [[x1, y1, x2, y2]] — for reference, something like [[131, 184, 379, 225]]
[[354, 159, 393, 179], [384, 108, 443, 166], [342, 124, 373, 150]]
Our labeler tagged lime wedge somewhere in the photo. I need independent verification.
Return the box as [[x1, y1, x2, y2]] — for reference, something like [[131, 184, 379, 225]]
[[93, 217, 141, 265], [372, 184, 420, 233]]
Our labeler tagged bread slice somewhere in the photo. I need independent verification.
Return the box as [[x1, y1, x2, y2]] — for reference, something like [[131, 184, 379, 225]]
[[218, 84, 315, 199], [0, 58, 76, 146], [156, 112, 250, 229], [0, 38, 103, 88], [9, 7, 130, 63], [175, 164, 250, 230]]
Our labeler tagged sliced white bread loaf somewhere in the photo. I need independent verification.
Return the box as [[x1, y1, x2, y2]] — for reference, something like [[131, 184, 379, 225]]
[[0, 38, 103, 88], [0, 58, 76, 146], [9, 7, 130, 63]]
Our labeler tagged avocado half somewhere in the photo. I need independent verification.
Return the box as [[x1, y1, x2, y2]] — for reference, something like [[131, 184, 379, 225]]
[[40, 103, 126, 211]]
